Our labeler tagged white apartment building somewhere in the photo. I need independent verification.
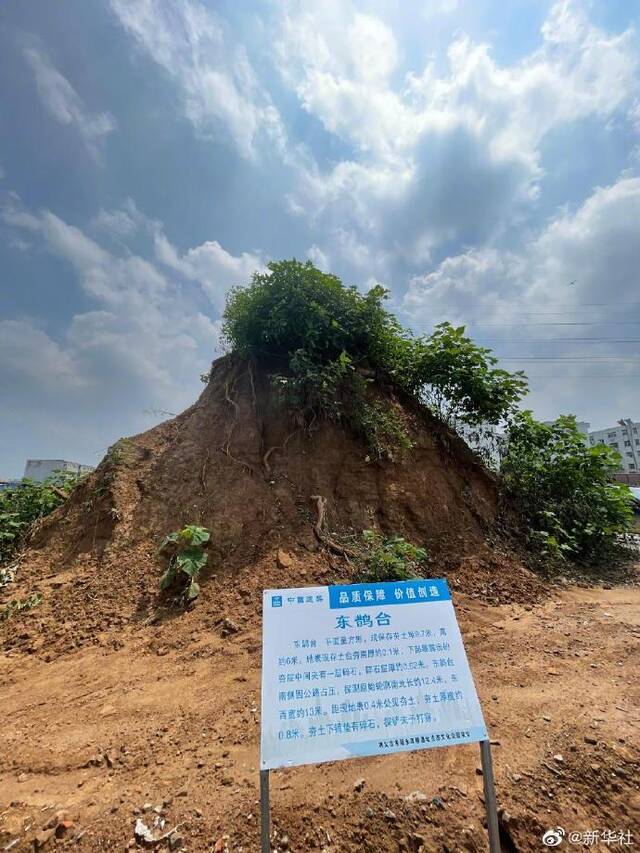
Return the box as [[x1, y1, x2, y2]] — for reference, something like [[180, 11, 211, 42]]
[[587, 418, 640, 472], [23, 459, 94, 483]]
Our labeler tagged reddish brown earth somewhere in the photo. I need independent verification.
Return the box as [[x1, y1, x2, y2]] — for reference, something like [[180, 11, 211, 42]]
[[1, 358, 638, 851]]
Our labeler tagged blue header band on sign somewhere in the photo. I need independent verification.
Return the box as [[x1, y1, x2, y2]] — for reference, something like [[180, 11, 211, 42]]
[[328, 578, 450, 609]]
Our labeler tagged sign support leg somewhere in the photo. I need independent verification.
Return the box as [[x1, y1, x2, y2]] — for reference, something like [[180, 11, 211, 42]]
[[480, 739, 501, 853], [260, 769, 270, 853]]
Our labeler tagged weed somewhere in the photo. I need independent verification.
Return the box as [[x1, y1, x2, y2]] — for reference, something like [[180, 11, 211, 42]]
[[354, 529, 428, 583], [159, 524, 210, 605], [0, 593, 43, 622]]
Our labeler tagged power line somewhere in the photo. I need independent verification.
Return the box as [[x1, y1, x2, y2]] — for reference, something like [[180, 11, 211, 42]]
[[475, 338, 640, 344], [410, 321, 640, 327], [497, 356, 639, 361], [525, 376, 640, 379]]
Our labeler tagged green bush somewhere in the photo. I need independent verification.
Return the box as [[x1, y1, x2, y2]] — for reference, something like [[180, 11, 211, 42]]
[[0, 471, 81, 566], [409, 323, 528, 427], [501, 412, 633, 563], [159, 524, 210, 604], [222, 260, 527, 456], [355, 529, 429, 583]]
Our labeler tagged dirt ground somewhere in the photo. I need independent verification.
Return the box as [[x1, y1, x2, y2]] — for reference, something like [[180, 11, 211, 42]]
[[1, 552, 639, 852]]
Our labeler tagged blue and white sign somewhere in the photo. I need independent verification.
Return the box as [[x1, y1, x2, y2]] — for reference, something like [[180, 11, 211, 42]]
[[260, 579, 487, 770]]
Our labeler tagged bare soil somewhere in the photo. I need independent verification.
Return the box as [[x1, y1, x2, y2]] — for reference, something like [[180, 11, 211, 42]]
[[1, 555, 638, 852]]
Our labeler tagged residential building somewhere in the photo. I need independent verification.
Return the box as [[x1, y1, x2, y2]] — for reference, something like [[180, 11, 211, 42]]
[[23, 459, 94, 483], [543, 420, 590, 442], [588, 418, 640, 473]]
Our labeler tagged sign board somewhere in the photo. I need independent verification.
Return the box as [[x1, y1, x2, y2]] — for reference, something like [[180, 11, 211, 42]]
[[260, 578, 488, 770]]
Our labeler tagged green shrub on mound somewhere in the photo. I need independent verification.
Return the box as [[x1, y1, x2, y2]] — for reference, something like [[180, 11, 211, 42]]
[[222, 259, 633, 568], [502, 413, 633, 563], [223, 259, 527, 458]]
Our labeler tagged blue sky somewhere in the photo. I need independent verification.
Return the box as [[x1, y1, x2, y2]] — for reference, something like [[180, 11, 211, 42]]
[[1, 0, 639, 478]]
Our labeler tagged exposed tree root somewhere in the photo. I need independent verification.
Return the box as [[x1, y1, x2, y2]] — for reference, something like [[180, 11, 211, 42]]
[[220, 366, 262, 476], [200, 450, 210, 495], [262, 429, 300, 476], [248, 359, 258, 410], [223, 372, 241, 456], [310, 494, 359, 559], [216, 445, 261, 478]]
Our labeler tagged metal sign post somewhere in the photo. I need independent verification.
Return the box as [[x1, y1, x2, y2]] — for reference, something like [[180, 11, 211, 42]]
[[259, 754, 500, 853], [259, 579, 502, 853], [480, 738, 501, 853], [260, 769, 270, 853]]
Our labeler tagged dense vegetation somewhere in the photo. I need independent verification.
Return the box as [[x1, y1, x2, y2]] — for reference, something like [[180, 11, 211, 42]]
[[0, 472, 80, 570], [502, 413, 633, 564], [224, 260, 634, 567], [223, 260, 527, 458]]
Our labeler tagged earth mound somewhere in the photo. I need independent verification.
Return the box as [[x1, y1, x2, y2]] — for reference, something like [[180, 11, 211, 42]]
[[36, 354, 497, 561], [0, 354, 528, 655]]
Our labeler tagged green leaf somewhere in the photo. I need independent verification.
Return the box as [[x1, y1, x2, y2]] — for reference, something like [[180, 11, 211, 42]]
[[186, 580, 200, 601], [160, 564, 177, 590], [176, 547, 208, 577], [159, 532, 179, 550], [180, 525, 210, 546]]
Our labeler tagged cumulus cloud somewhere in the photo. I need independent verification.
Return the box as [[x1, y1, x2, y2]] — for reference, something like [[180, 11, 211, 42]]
[[0, 196, 258, 413], [110, 0, 285, 160], [0, 319, 85, 393], [153, 228, 263, 311], [24, 46, 116, 155], [403, 176, 640, 425], [278, 0, 639, 261], [92, 199, 143, 240]]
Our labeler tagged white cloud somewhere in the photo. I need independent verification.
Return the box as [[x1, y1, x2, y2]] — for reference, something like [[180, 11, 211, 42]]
[[110, 0, 285, 160], [0, 319, 85, 391], [404, 176, 640, 318], [92, 199, 142, 239], [422, 0, 459, 17], [278, 0, 639, 257], [1, 192, 41, 231], [628, 99, 640, 134], [0, 198, 254, 409], [307, 244, 330, 271], [24, 46, 116, 155], [154, 228, 263, 311], [403, 176, 640, 426]]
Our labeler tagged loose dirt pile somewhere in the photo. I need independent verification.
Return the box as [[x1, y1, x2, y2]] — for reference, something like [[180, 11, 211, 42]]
[[1, 355, 506, 656], [1, 356, 638, 851]]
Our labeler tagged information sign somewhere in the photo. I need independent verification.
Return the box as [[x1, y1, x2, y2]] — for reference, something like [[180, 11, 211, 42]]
[[261, 579, 487, 770]]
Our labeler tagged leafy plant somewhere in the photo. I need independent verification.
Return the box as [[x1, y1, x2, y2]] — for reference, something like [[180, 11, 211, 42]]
[[501, 412, 634, 564], [0, 593, 43, 622], [0, 471, 82, 566], [222, 260, 527, 457], [159, 525, 210, 604], [407, 323, 528, 427], [355, 529, 429, 583]]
